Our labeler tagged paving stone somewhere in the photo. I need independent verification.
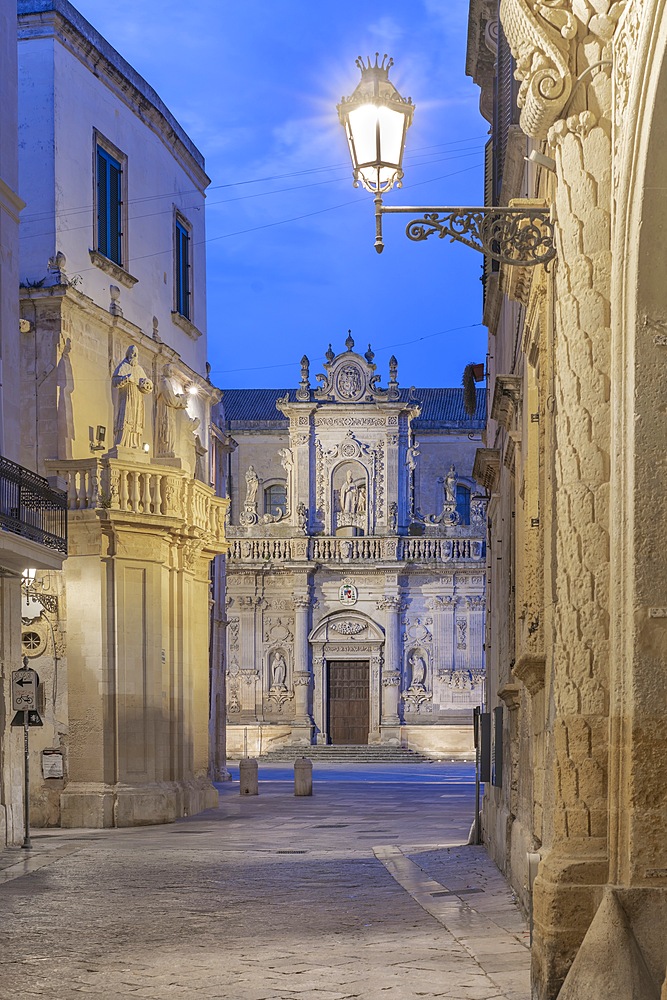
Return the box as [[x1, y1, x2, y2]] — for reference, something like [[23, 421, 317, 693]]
[[0, 764, 529, 1000]]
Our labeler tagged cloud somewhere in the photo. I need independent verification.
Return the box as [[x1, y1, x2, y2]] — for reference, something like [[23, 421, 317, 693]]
[[367, 16, 405, 48]]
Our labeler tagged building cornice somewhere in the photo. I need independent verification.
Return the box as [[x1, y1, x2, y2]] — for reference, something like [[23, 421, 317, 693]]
[[0, 178, 26, 223], [18, 3, 210, 191]]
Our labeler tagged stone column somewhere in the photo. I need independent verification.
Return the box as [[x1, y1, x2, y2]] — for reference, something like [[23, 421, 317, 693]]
[[378, 595, 402, 741], [291, 593, 313, 743], [500, 6, 613, 996]]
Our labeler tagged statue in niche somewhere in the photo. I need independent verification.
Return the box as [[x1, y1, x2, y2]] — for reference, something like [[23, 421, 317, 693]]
[[357, 485, 367, 515], [409, 653, 427, 690], [445, 464, 458, 502], [270, 651, 287, 691], [112, 345, 153, 448], [245, 466, 259, 504], [156, 364, 188, 458], [340, 469, 358, 513]]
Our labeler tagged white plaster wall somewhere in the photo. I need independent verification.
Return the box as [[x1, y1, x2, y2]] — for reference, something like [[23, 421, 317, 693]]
[[0, 0, 24, 459], [18, 17, 208, 375]]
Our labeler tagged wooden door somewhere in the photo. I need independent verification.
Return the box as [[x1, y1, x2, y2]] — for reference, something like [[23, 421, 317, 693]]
[[328, 660, 369, 745]]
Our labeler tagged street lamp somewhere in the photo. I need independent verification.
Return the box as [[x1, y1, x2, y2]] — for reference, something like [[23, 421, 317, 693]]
[[338, 55, 556, 267]]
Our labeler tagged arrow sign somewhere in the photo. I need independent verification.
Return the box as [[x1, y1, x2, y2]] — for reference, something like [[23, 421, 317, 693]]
[[11, 669, 38, 712]]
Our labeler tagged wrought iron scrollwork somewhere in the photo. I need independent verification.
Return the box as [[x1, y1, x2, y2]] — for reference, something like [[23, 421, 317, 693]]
[[382, 205, 556, 266]]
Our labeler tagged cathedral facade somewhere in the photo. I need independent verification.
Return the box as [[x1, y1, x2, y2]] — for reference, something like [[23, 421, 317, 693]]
[[220, 338, 487, 757]]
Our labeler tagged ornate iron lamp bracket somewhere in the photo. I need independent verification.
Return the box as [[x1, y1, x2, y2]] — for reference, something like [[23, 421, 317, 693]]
[[375, 199, 556, 266]]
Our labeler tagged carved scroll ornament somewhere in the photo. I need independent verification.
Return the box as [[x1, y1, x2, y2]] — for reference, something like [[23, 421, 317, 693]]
[[500, 0, 575, 139]]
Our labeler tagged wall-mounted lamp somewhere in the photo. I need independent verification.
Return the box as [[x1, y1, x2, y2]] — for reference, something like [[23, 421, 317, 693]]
[[90, 425, 106, 452], [143, 442, 150, 453], [338, 55, 556, 267], [525, 149, 557, 173]]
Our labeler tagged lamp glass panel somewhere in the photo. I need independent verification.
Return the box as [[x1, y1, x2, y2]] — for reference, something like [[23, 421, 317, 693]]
[[376, 105, 405, 167], [347, 104, 380, 166]]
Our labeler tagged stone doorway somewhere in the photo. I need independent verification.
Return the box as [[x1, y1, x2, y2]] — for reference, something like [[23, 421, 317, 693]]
[[327, 660, 369, 744]]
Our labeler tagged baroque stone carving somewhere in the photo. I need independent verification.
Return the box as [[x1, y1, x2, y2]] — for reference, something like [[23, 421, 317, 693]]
[[377, 596, 404, 612], [402, 617, 433, 645], [330, 620, 366, 635], [228, 617, 240, 650], [456, 617, 468, 649], [263, 618, 294, 644], [315, 416, 386, 427], [314, 333, 400, 403], [499, 0, 575, 140]]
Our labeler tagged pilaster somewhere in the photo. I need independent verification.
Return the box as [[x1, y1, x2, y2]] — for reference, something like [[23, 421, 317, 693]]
[[291, 592, 313, 742], [377, 594, 402, 739]]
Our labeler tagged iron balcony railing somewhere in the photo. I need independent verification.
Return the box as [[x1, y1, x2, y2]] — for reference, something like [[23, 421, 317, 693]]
[[0, 455, 67, 554]]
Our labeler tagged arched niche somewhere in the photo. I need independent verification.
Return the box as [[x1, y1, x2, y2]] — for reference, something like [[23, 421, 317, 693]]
[[331, 459, 368, 535]]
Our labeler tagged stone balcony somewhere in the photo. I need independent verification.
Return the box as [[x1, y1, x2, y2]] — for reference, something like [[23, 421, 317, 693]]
[[45, 455, 228, 555], [227, 534, 485, 565]]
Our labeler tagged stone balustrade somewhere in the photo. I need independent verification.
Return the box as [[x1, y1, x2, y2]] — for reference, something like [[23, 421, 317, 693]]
[[45, 456, 228, 550], [227, 534, 485, 564]]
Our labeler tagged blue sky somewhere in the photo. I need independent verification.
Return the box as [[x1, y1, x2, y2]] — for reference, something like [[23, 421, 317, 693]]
[[72, 0, 488, 390]]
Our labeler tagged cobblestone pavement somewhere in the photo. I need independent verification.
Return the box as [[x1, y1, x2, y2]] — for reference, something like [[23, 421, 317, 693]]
[[0, 763, 530, 1000]]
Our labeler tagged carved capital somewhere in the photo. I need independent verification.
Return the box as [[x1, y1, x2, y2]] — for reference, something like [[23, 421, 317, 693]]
[[381, 672, 401, 687], [376, 596, 404, 613]]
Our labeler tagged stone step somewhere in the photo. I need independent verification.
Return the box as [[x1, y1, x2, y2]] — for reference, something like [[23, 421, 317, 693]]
[[257, 744, 433, 763]]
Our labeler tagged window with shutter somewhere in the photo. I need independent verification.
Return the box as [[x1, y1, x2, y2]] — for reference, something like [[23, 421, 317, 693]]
[[175, 218, 191, 319], [96, 145, 123, 266]]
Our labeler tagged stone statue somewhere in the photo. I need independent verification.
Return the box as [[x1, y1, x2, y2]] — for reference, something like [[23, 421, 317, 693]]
[[194, 434, 207, 482], [270, 652, 287, 691], [339, 470, 358, 514], [296, 502, 308, 530], [356, 485, 367, 515], [112, 346, 153, 449], [156, 364, 188, 458], [245, 466, 259, 504], [409, 653, 427, 689], [406, 441, 420, 472], [445, 464, 458, 502]]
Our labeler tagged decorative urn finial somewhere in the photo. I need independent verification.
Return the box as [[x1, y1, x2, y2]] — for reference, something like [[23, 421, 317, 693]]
[[345, 330, 355, 351]]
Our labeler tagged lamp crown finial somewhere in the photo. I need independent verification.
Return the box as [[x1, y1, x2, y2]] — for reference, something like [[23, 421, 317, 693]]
[[355, 53, 394, 78]]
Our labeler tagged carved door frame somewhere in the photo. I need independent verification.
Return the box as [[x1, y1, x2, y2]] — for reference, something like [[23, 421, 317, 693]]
[[309, 611, 384, 744]]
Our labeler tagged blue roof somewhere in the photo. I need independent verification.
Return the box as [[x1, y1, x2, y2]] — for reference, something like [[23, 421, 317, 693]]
[[220, 387, 486, 429]]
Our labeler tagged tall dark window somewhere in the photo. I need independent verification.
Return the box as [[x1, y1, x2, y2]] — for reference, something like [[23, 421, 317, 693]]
[[264, 483, 287, 517], [456, 484, 471, 524], [96, 146, 123, 266], [175, 218, 191, 319]]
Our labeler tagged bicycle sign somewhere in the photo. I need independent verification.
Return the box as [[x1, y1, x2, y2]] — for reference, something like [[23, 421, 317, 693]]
[[11, 669, 38, 712]]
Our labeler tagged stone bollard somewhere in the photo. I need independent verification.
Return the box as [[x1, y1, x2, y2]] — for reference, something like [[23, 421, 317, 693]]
[[294, 757, 313, 796], [239, 757, 258, 796]]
